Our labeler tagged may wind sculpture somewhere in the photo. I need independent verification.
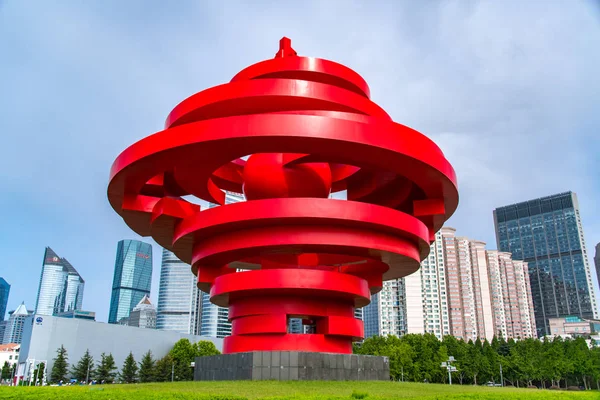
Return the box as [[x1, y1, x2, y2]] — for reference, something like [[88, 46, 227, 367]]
[[108, 37, 458, 354]]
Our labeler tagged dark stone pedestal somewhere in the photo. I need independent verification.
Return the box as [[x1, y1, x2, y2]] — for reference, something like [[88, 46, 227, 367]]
[[194, 351, 389, 381]]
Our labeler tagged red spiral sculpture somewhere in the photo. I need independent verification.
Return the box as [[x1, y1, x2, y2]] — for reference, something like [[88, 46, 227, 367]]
[[108, 37, 458, 354]]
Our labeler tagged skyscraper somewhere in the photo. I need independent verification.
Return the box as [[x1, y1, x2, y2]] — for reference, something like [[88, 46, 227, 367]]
[[156, 248, 199, 333], [493, 192, 599, 336], [594, 243, 600, 294], [35, 247, 84, 316], [0, 278, 9, 321], [364, 228, 537, 341], [2, 302, 33, 344], [108, 240, 153, 324]]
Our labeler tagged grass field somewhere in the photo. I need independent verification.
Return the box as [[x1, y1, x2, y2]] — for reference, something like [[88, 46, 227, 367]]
[[0, 381, 597, 400]]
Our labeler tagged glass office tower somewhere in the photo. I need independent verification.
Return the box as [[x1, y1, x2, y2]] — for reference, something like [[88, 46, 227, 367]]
[[494, 192, 599, 336], [108, 240, 153, 324], [0, 278, 9, 321], [35, 247, 85, 315]]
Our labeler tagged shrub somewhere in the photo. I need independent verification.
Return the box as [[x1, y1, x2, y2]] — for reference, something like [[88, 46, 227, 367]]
[[350, 390, 369, 399]]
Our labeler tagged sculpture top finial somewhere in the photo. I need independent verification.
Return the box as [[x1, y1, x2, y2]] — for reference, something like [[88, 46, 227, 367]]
[[274, 37, 297, 58]]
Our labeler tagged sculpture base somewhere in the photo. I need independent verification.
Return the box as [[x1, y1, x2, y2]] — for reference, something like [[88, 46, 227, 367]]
[[194, 351, 389, 381]]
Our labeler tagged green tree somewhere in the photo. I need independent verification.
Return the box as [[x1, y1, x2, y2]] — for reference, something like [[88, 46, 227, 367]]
[[138, 350, 155, 383], [511, 338, 542, 386], [542, 337, 569, 388], [169, 338, 197, 381], [50, 345, 69, 383], [153, 354, 173, 382], [355, 335, 414, 381], [443, 336, 469, 384], [590, 347, 600, 390], [95, 353, 118, 383], [71, 349, 94, 382], [195, 340, 220, 357], [120, 352, 138, 383], [566, 337, 593, 389], [1, 361, 12, 380], [481, 339, 497, 384], [32, 362, 46, 386]]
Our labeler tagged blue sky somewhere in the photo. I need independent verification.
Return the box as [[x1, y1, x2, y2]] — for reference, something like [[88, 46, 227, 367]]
[[1, 1, 600, 322]]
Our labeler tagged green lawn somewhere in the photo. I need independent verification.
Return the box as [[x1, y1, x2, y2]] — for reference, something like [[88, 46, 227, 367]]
[[0, 381, 596, 400]]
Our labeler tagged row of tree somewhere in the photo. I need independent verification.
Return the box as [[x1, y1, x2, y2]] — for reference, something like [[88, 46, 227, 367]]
[[354, 333, 600, 390], [49, 339, 220, 384]]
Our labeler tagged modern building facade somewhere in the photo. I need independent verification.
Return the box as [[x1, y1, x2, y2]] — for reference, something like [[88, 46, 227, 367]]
[[364, 228, 537, 341], [0, 278, 9, 322], [2, 303, 33, 345], [17, 314, 223, 385], [494, 192, 599, 336], [156, 248, 199, 333], [120, 295, 156, 329], [35, 247, 84, 316], [108, 240, 153, 324]]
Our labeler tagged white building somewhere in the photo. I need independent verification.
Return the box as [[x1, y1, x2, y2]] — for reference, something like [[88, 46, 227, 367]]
[[0, 343, 19, 371], [120, 295, 156, 329], [17, 314, 223, 384]]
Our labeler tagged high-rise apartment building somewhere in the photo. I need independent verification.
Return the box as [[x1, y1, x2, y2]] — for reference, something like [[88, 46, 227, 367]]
[[0, 278, 9, 321], [493, 192, 599, 336], [364, 228, 537, 341], [364, 279, 407, 338], [35, 247, 84, 316], [486, 251, 536, 339], [2, 303, 33, 344], [364, 231, 448, 339], [108, 240, 153, 324], [156, 248, 199, 333]]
